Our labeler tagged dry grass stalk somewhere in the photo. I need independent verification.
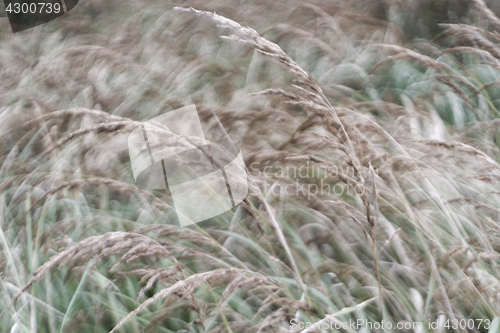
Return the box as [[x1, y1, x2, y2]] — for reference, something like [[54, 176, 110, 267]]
[[19, 107, 125, 129], [437, 24, 500, 44], [369, 163, 385, 327], [420, 140, 499, 168], [27, 178, 172, 214]]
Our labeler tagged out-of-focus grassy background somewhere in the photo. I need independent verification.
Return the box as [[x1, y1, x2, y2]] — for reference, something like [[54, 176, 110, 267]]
[[2, 0, 500, 332]]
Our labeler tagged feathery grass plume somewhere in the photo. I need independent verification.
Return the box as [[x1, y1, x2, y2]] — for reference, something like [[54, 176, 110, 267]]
[[11, 232, 173, 305], [174, 8, 397, 322], [173, 7, 312, 87], [436, 25, 500, 59], [466, 0, 500, 33], [174, 7, 362, 176], [109, 268, 268, 333]]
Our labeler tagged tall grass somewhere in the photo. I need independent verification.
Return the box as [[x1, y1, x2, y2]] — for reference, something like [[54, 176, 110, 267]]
[[2, 0, 500, 332]]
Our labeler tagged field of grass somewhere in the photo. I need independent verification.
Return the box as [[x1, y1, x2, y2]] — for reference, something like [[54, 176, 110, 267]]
[[2, 0, 500, 332]]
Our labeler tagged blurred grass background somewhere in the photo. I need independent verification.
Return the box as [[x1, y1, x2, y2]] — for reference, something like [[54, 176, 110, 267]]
[[2, 0, 500, 332]]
